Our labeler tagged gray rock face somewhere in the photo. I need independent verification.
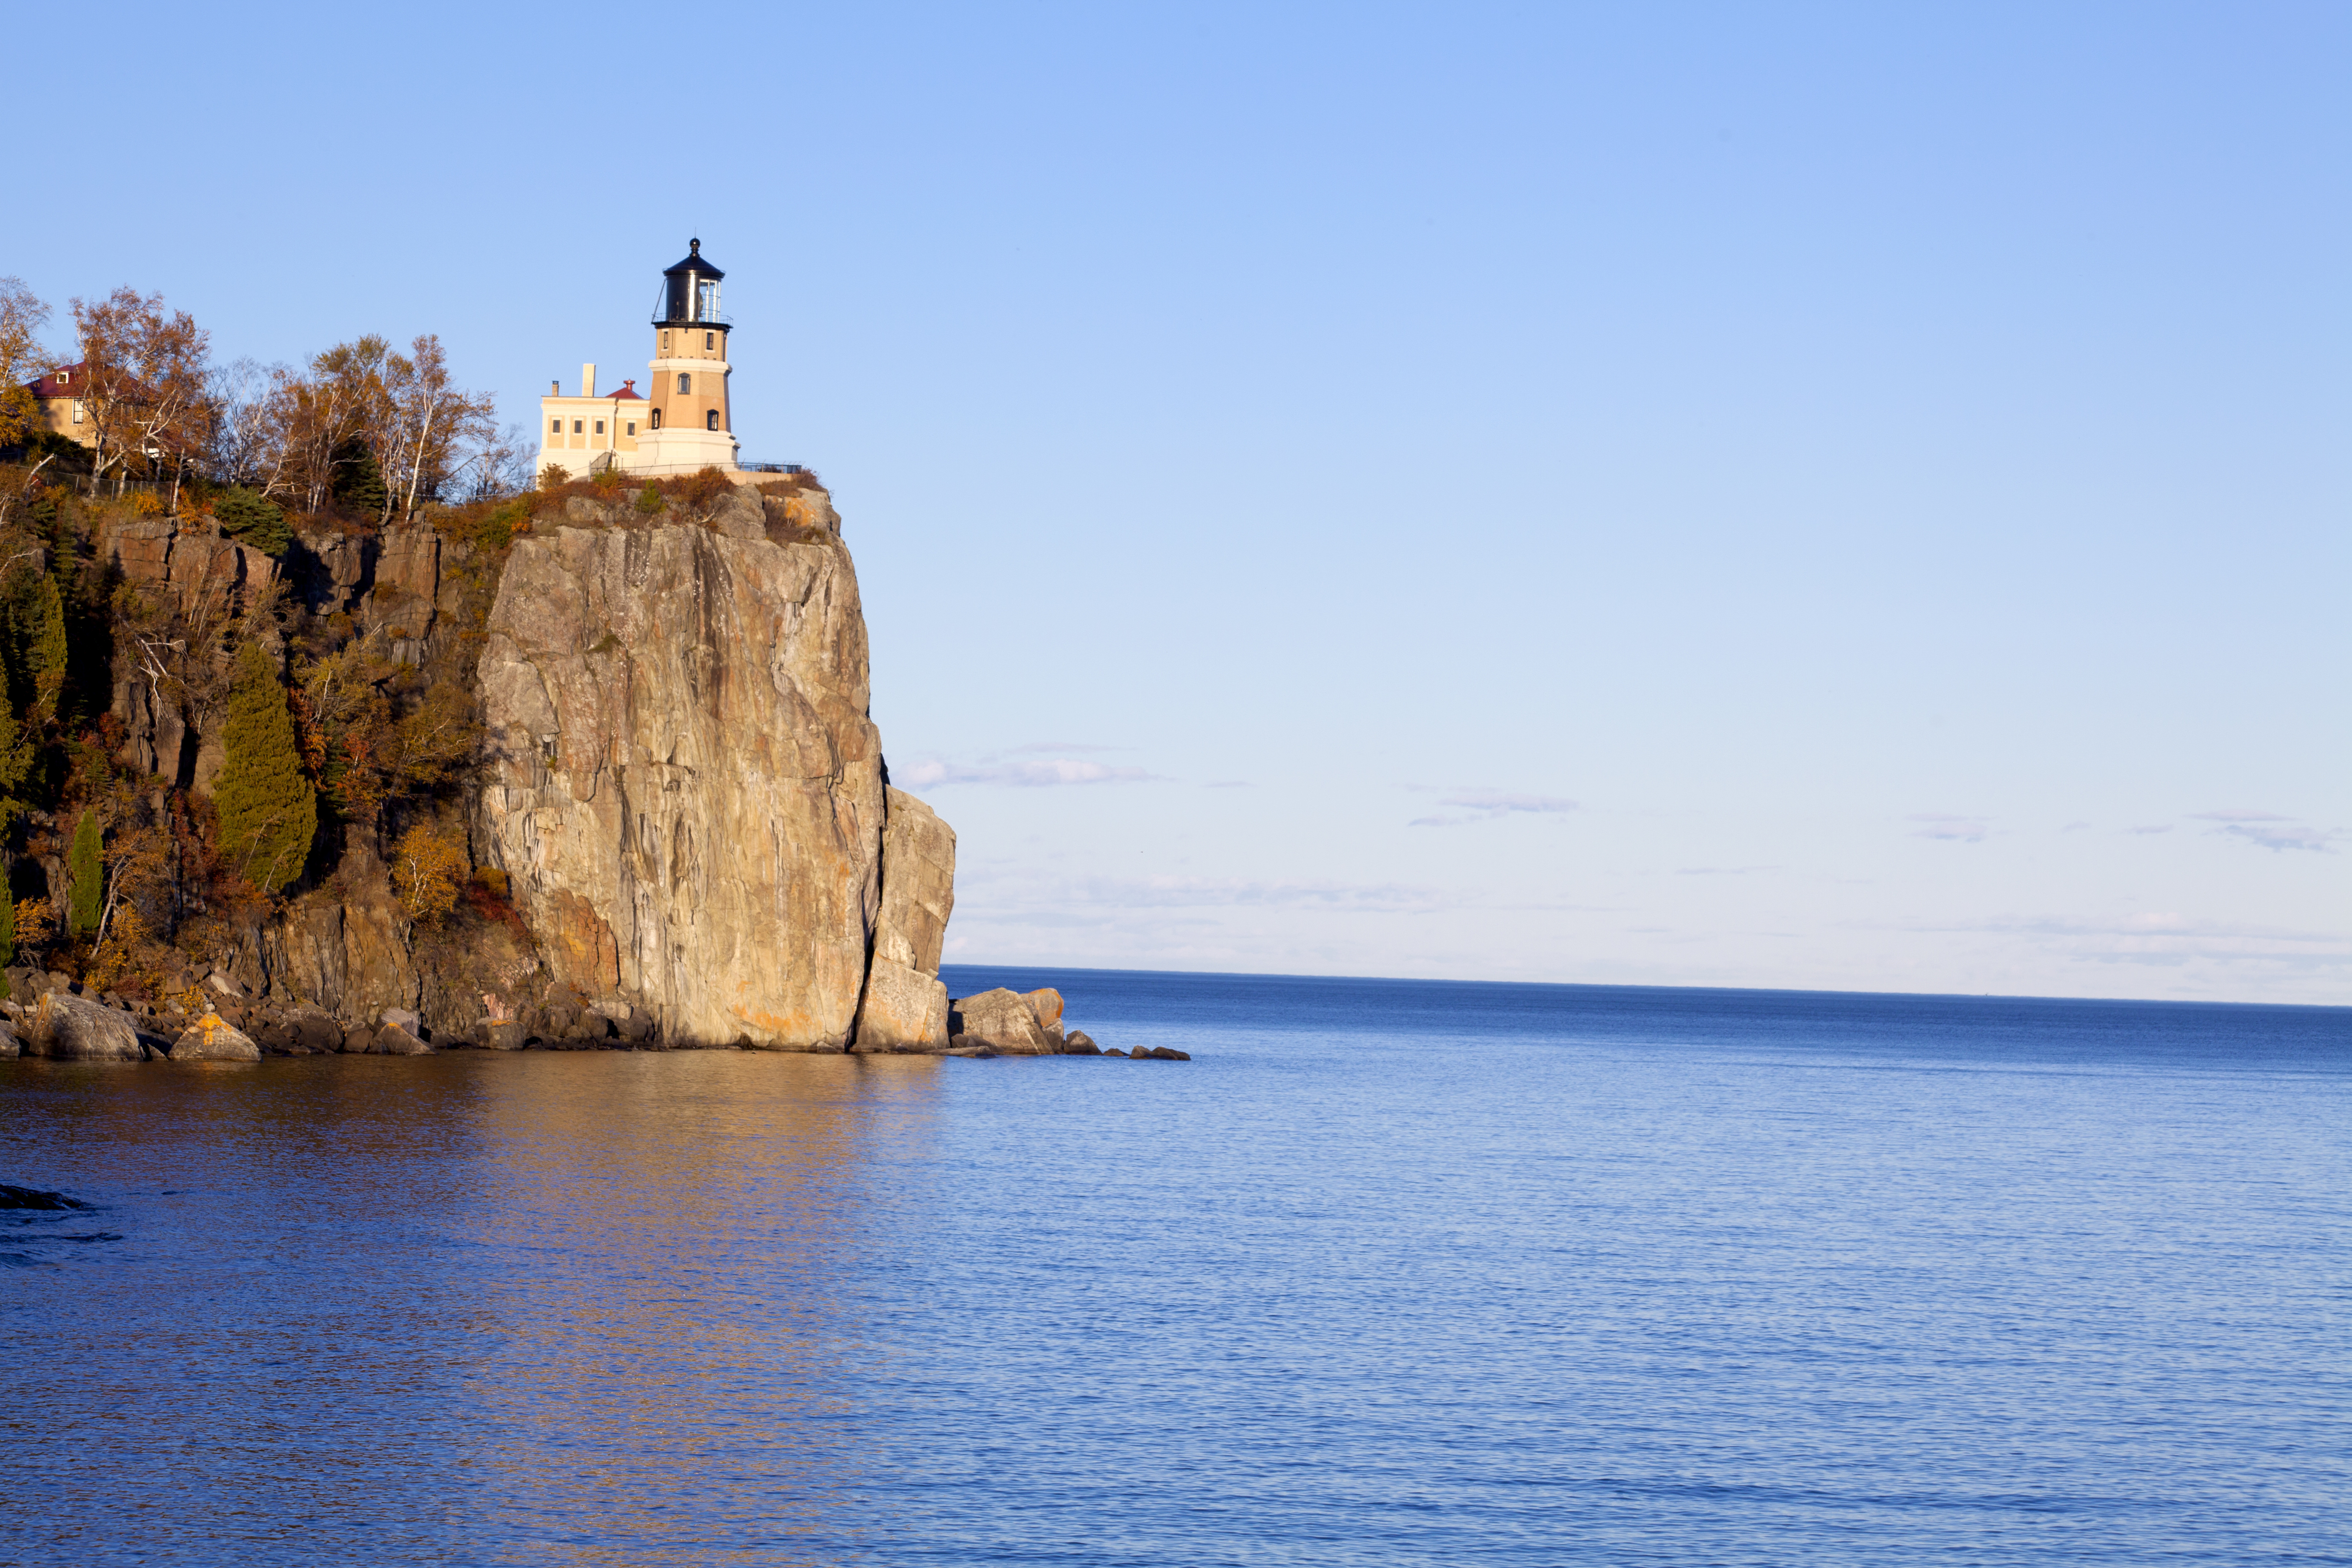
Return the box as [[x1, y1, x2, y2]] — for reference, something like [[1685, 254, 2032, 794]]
[[475, 516, 905, 1050], [0, 1021, 18, 1058], [168, 1015, 261, 1061], [949, 988, 1055, 1055], [26, 993, 146, 1061], [852, 789, 957, 1051]]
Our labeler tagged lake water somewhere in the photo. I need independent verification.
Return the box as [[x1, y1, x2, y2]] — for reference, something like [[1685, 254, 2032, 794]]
[[3, 967, 2347, 1565]]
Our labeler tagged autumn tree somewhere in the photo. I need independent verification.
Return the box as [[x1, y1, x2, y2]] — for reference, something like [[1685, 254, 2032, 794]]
[[0, 277, 51, 452], [378, 335, 498, 518], [214, 642, 316, 894], [390, 821, 467, 922], [293, 638, 395, 828], [204, 356, 290, 493], [70, 288, 211, 500]]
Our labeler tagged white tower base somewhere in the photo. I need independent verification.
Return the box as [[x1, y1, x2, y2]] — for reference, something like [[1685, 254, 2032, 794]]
[[630, 428, 739, 474]]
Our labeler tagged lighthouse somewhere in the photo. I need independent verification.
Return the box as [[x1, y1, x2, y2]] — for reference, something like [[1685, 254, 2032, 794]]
[[536, 238, 741, 481], [637, 239, 738, 473]]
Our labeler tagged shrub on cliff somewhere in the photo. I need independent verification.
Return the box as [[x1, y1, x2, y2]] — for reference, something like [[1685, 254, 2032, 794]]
[[391, 822, 467, 922], [214, 644, 317, 894], [679, 467, 731, 510], [66, 809, 101, 936], [214, 488, 291, 556], [0, 876, 14, 990]]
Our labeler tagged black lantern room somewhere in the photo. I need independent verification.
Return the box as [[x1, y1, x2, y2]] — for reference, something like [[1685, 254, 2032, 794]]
[[655, 238, 726, 326]]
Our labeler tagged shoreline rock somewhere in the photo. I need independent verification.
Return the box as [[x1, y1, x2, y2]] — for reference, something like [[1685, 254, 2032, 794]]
[[168, 1015, 261, 1062]]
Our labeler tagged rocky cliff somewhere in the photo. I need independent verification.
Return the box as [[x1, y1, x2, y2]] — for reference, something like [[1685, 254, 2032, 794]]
[[81, 475, 954, 1053], [473, 485, 952, 1049]]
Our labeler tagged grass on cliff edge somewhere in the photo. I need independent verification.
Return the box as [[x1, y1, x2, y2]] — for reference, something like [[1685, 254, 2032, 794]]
[[428, 467, 833, 557]]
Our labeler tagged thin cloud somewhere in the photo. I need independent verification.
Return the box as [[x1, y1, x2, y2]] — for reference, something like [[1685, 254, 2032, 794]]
[[2062, 821, 2092, 832], [2127, 824, 2173, 835], [1202, 780, 1253, 789], [1675, 866, 1780, 876], [1909, 814, 1990, 842], [2192, 809, 2290, 823], [1409, 789, 1579, 828], [1008, 741, 1127, 755], [899, 757, 1161, 788], [2220, 822, 2334, 853], [1874, 911, 2350, 973]]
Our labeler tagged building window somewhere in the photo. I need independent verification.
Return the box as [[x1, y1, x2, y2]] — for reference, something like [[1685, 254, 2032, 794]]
[[704, 332, 714, 351], [572, 419, 583, 434], [650, 409, 661, 429], [71, 401, 84, 424], [58, 369, 68, 385], [594, 420, 605, 435], [677, 373, 691, 395], [706, 409, 719, 431], [551, 418, 562, 434], [626, 422, 637, 436], [662, 331, 671, 351]]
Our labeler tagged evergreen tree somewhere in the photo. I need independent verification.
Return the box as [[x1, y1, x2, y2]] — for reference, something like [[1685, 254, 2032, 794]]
[[0, 701, 29, 835], [67, 808, 101, 937], [331, 438, 387, 519], [214, 644, 316, 893], [29, 575, 66, 725], [214, 488, 291, 556]]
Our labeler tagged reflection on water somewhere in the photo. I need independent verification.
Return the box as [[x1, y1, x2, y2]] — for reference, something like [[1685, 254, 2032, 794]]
[[454, 1056, 941, 1561], [0, 1052, 945, 1567], [3, 975, 2347, 1567]]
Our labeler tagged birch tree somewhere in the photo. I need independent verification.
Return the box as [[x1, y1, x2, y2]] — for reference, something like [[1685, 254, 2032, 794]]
[[0, 278, 51, 452], [70, 288, 211, 499], [380, 335, 497, 520]]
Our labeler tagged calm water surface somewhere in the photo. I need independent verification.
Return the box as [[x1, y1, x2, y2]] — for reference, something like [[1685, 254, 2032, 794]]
[[3, 968, 2347, 1565]]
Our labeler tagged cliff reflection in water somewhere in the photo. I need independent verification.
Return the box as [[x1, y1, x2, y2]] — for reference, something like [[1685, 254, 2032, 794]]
[[450, 1053, 940, 1557], [0, 1051, 944, 1565]]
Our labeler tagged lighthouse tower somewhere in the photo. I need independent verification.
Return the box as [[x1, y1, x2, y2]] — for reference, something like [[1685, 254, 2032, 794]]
[[635, 238, 738, 474]]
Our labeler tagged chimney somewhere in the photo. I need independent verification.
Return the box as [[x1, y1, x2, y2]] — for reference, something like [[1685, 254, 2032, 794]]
[[581, 362, 596, 397], [549, 379, 560, 396]]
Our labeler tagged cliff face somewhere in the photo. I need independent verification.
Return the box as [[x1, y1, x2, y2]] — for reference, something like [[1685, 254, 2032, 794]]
[[472, 487, 952, 1050]]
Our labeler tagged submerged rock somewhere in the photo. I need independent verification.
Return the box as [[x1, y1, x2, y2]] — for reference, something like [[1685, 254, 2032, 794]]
[[0, 1184, 89, 1211]]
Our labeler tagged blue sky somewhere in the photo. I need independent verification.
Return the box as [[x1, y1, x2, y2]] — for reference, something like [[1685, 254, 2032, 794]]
[[9, 2, 2345, 1002]]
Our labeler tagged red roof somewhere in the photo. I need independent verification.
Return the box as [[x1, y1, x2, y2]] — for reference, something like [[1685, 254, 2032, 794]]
[[606, 380, 643, 400], [26, 363, 86, 398]]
